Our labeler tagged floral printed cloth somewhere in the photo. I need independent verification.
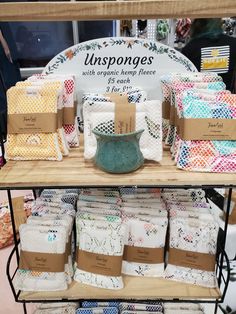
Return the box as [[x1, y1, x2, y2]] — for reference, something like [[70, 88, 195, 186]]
[[122, 215, 167, 277], [74, 219, 125, 289], [165, 217, 219, 287]]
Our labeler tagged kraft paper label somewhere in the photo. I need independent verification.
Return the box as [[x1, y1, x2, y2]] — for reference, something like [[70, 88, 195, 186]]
[[19, 250, 66, 272], [12, 196, 26, 232], [123, 245, 164, 264], [77, 249, 122, 276], [178, 118, 236, 140], [168, 248, 216, 271], [63, 107, 76, 125], [169, 106, 176, 126], [162, 101, 171, 120], [107, 93, 136, 134], [8, 113, 59, 134]]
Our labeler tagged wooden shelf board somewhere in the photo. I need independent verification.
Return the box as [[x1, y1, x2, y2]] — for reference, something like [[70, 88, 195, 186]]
[[19, 276, 221, 301], [0, 0, 235, 21], [0, 145, 236, 189]]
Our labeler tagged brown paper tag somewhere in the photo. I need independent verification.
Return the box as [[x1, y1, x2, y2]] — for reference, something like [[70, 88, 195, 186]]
[[65, 234, 72, 260], [57, 109, 63, 129], [162, 101, 171, 120], [19, 250, 66, 272], [8, 113, 58, 134], [123, 245, 164, 264], [178, 118, 236, 140], [63, 106, 76, 125], [107, 93, 136, 134], [77, 249, 122, 276], [169, 106, 176, 126], [168, 248, 216, 271], [12, 196, 26, 232]]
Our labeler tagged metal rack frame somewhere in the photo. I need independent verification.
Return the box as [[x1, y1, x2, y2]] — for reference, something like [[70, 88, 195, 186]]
[[3, 186, 234, 314]]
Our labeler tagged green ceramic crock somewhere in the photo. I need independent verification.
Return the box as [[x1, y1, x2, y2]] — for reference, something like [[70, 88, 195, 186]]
[[92, 129, 144, 174]]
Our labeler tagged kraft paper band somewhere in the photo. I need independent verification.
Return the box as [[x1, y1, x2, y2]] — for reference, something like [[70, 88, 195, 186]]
[[12, 196, 26, 232], [169, 106, 176, 126], [168, 248, 216, 271], [162, 101, 171, 120], [58, 109, 63, 129], [65, 234, 72, 259], [19, 250, 66, 272], [178, 118, 236, 140], [123, 245, 164, 264], [107, 93, 136, 134], [77, 249, 122, 276], [63, 107, 76, 125], [8, 113, 59, 134]]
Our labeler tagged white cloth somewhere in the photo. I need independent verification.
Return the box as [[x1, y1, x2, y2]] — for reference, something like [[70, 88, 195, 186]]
[[74, 219, 125, 289], [83, 100, 162, 161], [122, 216, 167, 277], [165, 217, 219, 287], [16, 224, 68, 291]]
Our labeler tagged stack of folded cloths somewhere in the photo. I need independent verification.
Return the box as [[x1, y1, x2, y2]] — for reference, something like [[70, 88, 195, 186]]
[[74, 188, 125, 289], [82, 89, 162, 162], [77, 301, 164, 314], [171, 88, 230, 160], [27, 74, 79, 148], [160, 72, 223, 143], [163, 303, 204, 313], [34, 302, 78, 314], [6, 74, 79, 161], [6, 82, 65, 160], [120, 187, 167, 277], [175, 87, 236, 172], [78, 300, 120, 314], [15, 189, 78, 291], [162, 188, 219, 288]]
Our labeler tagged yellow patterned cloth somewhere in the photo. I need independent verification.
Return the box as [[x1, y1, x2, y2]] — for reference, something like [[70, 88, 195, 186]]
[[6, 84, 63, 161], [16, 81, 69, 156]]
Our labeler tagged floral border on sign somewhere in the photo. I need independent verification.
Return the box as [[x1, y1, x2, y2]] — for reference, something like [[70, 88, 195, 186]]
[[45, 38, 195, 74]]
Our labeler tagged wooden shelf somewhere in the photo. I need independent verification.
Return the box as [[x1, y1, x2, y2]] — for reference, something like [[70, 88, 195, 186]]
[[19, 276, 221, 301], [0, 0, 235, 21], [0, 143, 235, 189]]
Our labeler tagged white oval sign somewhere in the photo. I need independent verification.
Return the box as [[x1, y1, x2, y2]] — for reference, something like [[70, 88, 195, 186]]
[[43, 37, 197, 102]]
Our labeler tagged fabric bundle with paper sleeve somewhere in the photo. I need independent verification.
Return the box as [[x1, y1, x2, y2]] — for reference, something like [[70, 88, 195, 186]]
[[6, 83, 64, 161], [75, 188, 125, 289], [27, 74, 79, 147], [160, 72, 223, 143], [83, 91, 162, 162], [175, 89, 236, 172]]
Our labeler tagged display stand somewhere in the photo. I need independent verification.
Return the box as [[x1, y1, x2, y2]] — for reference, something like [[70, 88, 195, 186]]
[[0, 1, 236, 314]]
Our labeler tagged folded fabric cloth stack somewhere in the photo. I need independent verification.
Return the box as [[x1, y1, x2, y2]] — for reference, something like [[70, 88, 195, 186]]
[[6, 74, 79, 161], [34, 302, 78, 314], [82, 89, 162, 162], [171, 88, 231, 160], [74, 188, 125, 289], [160, 72, 223, 143], [120, 187, 167, 277], [163, 303, 204, 313], [6, 82, 64, 160], [27, 74, 79, 148], [162, 188, 219, 288], [15, 189, 78, 291], [174, 87, 236, 172], [78, 300, 164, 314], [119, 302, 163, 313]]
